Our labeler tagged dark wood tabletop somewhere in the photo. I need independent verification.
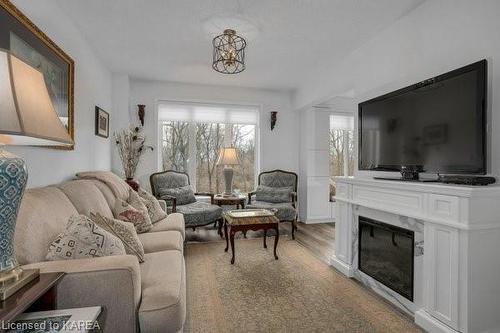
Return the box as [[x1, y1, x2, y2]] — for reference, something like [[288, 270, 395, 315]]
[[0, 272, 64, 323]]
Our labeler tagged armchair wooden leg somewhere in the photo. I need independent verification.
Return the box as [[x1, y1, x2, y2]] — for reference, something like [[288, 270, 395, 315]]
[[291, 220, 296, 240], [218, 219, 224, 238]]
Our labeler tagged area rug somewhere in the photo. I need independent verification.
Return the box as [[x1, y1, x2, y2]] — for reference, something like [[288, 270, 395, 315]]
[[185, 238, 423, 333]]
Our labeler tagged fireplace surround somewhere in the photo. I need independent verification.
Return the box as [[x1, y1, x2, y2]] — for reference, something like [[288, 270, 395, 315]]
[[332, 176, 500, 333]]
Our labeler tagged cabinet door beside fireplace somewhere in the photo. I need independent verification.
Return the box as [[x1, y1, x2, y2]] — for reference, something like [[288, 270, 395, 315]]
[[423, 223, 459, 330]]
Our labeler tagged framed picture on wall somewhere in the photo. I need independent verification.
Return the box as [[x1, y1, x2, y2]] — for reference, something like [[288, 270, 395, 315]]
[[0, 1, 75, 149], [95, 107, 109, 138]]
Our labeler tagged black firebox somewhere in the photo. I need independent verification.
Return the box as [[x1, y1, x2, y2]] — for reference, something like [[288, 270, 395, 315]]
[[358, 216, 414, 301]]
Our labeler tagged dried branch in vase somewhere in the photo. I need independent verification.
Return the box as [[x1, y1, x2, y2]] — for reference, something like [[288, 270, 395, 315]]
[[114, 126, 154, 179]]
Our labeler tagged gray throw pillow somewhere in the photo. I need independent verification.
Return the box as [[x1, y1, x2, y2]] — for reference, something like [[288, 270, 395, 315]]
[[255, 185, 293, 203], [159, 185, 196, 205]]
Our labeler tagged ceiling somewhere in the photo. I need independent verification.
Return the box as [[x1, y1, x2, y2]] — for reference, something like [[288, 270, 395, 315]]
[[56, 0, 425, 91]]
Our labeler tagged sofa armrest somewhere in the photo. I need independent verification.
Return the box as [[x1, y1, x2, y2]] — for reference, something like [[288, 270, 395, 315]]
[[248, 191, 256, 204], [158, 199, 167, 212], [195, 192, 214, 204], [159, 194, 177, 212], [22, 255, 141, 333], [291, 191, 297, 206]]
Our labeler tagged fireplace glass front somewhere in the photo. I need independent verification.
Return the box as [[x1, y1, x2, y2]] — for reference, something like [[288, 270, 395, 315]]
[[358, 216, 414, 301]]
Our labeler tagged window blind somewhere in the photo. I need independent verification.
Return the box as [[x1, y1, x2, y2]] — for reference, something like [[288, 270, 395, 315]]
[[330, 115, 354, 131], [158, 101, 259, 125]]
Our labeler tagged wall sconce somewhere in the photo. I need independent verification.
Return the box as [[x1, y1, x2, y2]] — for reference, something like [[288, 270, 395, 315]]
[[270, 111, 278, 130], [138, 104, 146, 126]]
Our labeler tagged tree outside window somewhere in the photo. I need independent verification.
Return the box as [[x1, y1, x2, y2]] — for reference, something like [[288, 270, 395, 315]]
[[161, 121, 256, 194], [329, 115, 355, 199]]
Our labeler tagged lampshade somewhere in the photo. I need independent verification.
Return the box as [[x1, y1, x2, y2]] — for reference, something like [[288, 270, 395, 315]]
[[217, 147, 239, 166], [0, 50, 73, 146]]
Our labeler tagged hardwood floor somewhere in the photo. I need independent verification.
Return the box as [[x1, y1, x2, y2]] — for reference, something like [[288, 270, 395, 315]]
[[186, 221, 335, 264]]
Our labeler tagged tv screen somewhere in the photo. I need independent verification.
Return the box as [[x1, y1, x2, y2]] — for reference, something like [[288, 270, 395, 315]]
[[359, 60, 486, 174]]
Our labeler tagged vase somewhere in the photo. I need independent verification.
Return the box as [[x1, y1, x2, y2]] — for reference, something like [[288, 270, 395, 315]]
[[0, 150, 26, 275], [125, 177, 139, 191]]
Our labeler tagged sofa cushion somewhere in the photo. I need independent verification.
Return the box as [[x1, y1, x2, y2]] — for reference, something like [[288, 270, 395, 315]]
[[47, 215, 126, 261], [139, 250, 186, 333], [150, 213, 185, 239], [246, 201, 297, 221], [158, 185, 196, 205], [91, 213, 145, 262], [57, 180, 113, 218], [176, 201, 222, 227], [89, 179, 118, 210], [76, 171, 130, 201], [255, 185, 293, 203], [15, 186, 78, 264], [138, 231, 183, 253]]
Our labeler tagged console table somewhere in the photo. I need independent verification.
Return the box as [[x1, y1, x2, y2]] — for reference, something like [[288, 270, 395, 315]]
[[332, 177, 500, 333]]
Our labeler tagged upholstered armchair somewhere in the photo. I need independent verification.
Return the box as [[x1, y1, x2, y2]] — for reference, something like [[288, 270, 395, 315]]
[[150, 170, 223, 232], [247, 169, 298, 239]]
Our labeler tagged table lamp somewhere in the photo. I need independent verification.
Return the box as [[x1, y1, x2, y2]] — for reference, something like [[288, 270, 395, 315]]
[[216, 147, 239, 196], [0, 49, 73, 299]]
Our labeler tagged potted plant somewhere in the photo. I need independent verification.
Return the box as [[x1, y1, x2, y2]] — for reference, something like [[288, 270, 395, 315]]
[[114, 126, 153, 190]]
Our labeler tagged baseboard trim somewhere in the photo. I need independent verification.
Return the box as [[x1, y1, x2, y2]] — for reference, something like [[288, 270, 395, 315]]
[[330, 256, 353, 277], [414, 310, 458, 333], [304, 218, 334, 224]]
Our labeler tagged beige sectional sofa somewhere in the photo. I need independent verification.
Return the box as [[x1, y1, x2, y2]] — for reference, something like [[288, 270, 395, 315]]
[[14, 172, 186, 333]]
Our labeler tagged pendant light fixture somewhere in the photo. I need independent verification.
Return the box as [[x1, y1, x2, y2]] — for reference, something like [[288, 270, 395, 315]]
[[212, 29, 246, 74]]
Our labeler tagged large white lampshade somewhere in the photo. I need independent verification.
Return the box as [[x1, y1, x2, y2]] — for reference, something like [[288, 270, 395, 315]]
[[0, 50, 72, 300], [0, 49, 73, 146], [216, 147, 240, 166]]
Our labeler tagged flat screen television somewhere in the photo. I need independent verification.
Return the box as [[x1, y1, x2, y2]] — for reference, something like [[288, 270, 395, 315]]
[[358, 60, 487, 175]]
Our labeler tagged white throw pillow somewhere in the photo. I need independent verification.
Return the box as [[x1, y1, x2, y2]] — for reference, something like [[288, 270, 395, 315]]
[[46, 214, 126, 261], [138, 188, 167, 223], [90, 212, 145, 263]]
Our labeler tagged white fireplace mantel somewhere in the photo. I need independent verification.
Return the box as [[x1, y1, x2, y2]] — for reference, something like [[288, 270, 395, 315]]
[[332, 176, 500, 333]]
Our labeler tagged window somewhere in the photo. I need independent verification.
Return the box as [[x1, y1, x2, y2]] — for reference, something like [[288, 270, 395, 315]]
[[159, 102, 258, 194], [329, 115, 355, 199]]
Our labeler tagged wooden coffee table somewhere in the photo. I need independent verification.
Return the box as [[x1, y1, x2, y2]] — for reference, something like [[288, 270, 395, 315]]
[[223, 209, 280, 264]]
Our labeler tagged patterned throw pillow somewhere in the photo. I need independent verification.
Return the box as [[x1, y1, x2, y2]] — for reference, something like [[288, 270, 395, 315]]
[[113, 197, 153, 233], [46, 214, 126, 261], [90, 212, 145, 263], [138, 188, 167, 223], [158, 185, 196, 205], [255, 185, 293, 203]]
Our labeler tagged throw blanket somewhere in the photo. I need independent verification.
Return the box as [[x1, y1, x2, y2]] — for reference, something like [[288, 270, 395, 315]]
[[76, 171, 130, 200]]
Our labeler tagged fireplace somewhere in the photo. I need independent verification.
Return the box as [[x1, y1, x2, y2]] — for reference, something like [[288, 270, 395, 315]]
[[358, 216, 414, 301]]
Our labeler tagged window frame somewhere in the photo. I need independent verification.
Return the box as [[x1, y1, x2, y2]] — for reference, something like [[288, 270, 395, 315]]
[[329, 112, 356, 178], [157, 100, 261, 193]]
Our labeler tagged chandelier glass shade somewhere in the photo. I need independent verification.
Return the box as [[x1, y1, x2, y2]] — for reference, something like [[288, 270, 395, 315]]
[[212, 29, 246, 74]]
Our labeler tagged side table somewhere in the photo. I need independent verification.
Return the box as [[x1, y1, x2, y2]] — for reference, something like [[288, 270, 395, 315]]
[[0, 272, 64, 323], [223, 209, 280, 264], [213, 194, 246, 209], [214, 194, 246, 236]]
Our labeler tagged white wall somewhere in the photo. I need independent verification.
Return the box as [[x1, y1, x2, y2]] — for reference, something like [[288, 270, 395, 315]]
[[111, 74, 131, 174], [293, 0, 500, 177], [117, 79, 298, 189], [8, 0, 113, 188]]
